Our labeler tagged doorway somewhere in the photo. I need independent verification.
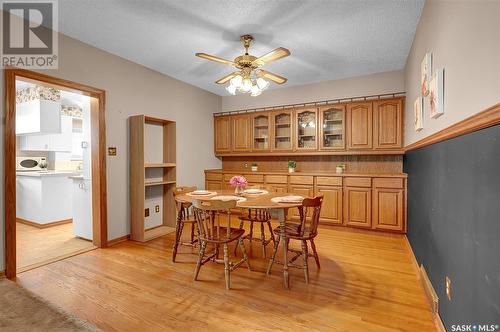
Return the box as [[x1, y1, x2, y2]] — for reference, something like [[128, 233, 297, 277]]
[[4, 69, 107, 278]]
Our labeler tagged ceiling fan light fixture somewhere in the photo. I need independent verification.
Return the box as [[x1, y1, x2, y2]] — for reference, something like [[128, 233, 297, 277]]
[[256, 77, 270, 90], [250, 84, 262, 97], [240, 78, 252, 92], [230, 75, 242, 88], [226, 84, 237, 95]]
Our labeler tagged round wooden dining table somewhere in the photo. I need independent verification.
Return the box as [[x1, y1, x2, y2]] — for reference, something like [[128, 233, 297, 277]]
[[175, 190, 304, 289]]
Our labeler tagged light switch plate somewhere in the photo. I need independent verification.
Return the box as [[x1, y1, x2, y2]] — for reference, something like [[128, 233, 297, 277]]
[[108, 147, 117, 156], [155, 205, 160, 213]]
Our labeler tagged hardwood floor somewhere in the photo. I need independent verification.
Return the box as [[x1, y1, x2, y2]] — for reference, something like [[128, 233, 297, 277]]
[[16, 224, 436, 331], [16, 222, 96, 272]]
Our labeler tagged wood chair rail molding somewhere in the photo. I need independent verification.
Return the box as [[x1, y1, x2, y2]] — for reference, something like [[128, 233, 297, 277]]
[[405, 103, 500, 152], [4, 68, 108, 279]]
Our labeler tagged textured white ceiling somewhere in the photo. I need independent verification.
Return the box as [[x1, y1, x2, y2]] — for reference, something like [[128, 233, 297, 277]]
[[57, 0, 424, 96]]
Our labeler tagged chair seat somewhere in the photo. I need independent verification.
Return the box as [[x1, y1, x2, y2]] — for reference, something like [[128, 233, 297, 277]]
[[201, 227, 245, 243], [273, 224, 315, 239], [181, 216, 196, 223]]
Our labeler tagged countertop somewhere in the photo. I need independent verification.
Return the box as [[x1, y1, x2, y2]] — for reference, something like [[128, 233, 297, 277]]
[[16, 171, 82, 178], [204, 169, 407, 178]]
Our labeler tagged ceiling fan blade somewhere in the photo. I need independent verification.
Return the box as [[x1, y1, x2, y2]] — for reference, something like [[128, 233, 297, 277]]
[[215, 72, 239, 84], [256, 69, 287, 84], [252, 47, 290, 66], [195, 53, 234, 66]]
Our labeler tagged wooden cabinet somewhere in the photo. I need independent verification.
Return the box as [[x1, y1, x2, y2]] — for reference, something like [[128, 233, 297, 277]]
[[232, 115, 252, 152], [344, 187, 372, 228], [204, 171, 407, 234], [347, 102, 372, 150], [214, 117, 231, 154], [373, 188, 404, 232], [205, 181, 222, 191], [315, 186, 343, 225], [272, 111, 293, 151], [213, 98, 403, 156], [319, 105, 345, 150], [288, 185, 314, 219], [252, 113, 271, 151], [295, 108, 318, 151], [373, 99, 402, 149]]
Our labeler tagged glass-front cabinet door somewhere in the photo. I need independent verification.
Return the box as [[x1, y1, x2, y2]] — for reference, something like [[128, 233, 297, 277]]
[[252, 113, 270, 151], [319, 105, 345, 150], [272, 111, 293, 151], [296, 108, 318, 150]]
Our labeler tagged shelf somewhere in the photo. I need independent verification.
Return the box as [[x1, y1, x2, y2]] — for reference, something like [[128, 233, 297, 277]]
[[144, 180, 176, 187], [324, 133, 343, 136], [299, 135, 316, 138], [144, 163, 176, 168], [275, 136, 291, 139], [275, 123, 291, 126], [254, 125, 269, 128], [324, 119, 343, 123], [254, 137, 269, 140]]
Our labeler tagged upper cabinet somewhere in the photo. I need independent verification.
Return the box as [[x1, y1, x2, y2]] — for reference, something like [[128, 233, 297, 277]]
[[252, 113, 270, 151], [296, 108, 318, 151], [373, 99, 403, 149], [213, 97, 404, 156], [319, 105, 345, 150], [214, 117, 231, 154], [272, 111, 293, 151], [16, 99, 61, 135], [347, 102, 373, 150], [232, 114, 252, 152]]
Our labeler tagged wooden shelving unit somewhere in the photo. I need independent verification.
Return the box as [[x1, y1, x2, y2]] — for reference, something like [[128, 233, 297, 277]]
[[129, 115, 176, 242]]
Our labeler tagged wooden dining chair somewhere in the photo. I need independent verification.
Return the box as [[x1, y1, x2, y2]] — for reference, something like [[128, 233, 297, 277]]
[[236, 185, 276, 257], [267, 195, 323, 284], [172, 186, 198, 262], [192, 198, 251, 290]]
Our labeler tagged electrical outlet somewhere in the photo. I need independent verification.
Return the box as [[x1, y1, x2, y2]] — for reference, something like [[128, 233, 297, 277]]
[[145, 208, 150, 217], [445, 276, 452, 300], [155, 205, 160, 213]]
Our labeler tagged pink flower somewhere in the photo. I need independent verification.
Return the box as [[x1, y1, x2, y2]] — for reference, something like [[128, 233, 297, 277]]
[[229, 175, 248, 188]]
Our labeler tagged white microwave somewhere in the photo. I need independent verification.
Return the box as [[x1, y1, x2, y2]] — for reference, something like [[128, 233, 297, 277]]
[[16, 157, 47, 171]]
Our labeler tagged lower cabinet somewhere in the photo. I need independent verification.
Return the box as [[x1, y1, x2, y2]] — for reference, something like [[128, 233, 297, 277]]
[[372, 188, 404, 232], [204, 171, 406, 233], [344, 187, 372, 228], [315, 186, 343, 225], [288, 185, 314, 219], [205, 181, 222, 191]]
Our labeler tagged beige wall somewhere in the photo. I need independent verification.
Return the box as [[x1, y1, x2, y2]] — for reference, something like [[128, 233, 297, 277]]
[[0, 33, 222, 270], [404, 0, 500, 145], [221, 70, 405, 111]]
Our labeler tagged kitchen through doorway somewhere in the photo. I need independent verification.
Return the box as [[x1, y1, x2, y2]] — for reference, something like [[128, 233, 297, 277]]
[[4, 69, 107, 278]]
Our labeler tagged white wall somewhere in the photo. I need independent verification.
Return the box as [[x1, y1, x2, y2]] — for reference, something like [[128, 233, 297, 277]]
[[404, 0, 500, 146], [221, 70, 405, 111], [0, 32, 222, 271]]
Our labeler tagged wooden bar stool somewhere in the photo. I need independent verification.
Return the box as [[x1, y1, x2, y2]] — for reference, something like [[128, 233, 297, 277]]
[[192, 198, 251, 290], [172, 186, 198, 262], [267, 195, 323, 284]]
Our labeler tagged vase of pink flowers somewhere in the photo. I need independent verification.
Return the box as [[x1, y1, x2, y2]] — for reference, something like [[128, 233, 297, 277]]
[[229, 175, 248, 195]]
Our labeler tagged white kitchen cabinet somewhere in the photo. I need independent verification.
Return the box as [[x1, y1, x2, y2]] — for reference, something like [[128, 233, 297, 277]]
[[16, 99, 61, 135], [71, 177, 93, 240], [19, 116, 73, 152]]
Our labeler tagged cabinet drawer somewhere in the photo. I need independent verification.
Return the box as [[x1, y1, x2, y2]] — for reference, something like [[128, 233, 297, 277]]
[[246, 174, 264, 183], [205, 172, 222, 181], [289, 175, 314, 185], [344, 177, 371, 188], [265, 175, 288, 184], [373, 178, 404, 189], [316, 176, 342, 186], [223, 174, 237, 182]]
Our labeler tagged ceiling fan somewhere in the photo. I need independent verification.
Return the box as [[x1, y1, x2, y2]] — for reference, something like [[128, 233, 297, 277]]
[[195, 35, 290, 96]]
